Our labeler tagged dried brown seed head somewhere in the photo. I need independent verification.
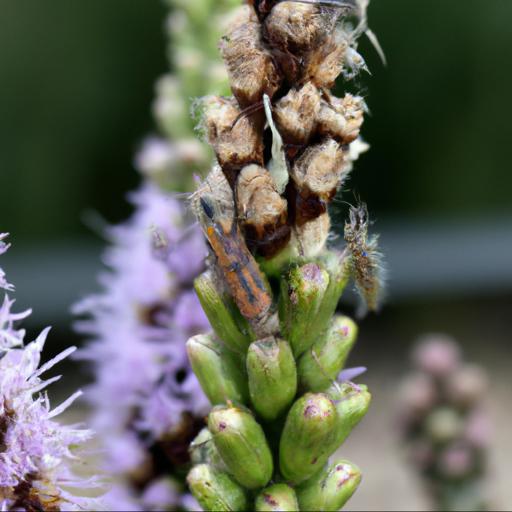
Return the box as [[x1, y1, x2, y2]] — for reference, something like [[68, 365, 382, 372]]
[[200, 96, 264, 182], [317, 93, 365, 144], [291, 138, 346, 201], [263, 2, 334, 55], [308, 28, 349, 87], [274, 82, 321, 145], [237, 164, 290, 257], [220, 6, 282, 107]]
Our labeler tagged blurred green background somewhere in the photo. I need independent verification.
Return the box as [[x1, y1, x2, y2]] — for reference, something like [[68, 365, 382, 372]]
[[0, 1, 511, 509]]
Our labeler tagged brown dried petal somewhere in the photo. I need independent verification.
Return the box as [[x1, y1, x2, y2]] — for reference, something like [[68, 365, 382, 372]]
[[295, 212, 331, 258], [274, 82, 321, 145], [291, 138, 346, 200], [202, 96, 264, 181], [310, 29, 348, 88], [264, 2, 330, 55], [237, 164, 290, 257], [317, 94, 365, 144], [221, 7, 282, 107]]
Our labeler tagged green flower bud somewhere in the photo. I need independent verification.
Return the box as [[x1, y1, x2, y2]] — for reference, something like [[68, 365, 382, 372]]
[[190, 428, 226, 470], [195, 271, 254, 354], [279, 393, 339, 484], [209, 405, 274, 489], [316, 251, 351, 328], [187, 464, 247, 512], [298, 315, 358, 392], [297, 459, 362, 511], [327, 382, 372, 446], [279, 263, 330, 357], [187, 333, 249, 405], [255, 484, 299, 511], [247, 337, 297, 421]]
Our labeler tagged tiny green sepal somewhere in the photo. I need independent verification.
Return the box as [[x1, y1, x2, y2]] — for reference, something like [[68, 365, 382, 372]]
[[189, 427, 227, 470], [186, 333, 249, 406], [327, 382, 372, 446], [279, 392, 339, 484], [208, 404, 274, 490], [315, 251, 351, 328], [279, 263, 330, 357], [247, 337, 297, 421], [298, 315, 358, 392], [194, 270, 254, 354], [255, 483, 299, 511], [296, 459, 362, 511], [187, 463, 248, 512]]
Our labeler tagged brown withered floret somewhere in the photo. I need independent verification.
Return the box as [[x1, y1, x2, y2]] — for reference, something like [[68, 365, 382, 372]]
[[307, 28, 348, 88], [291, 138, 346, 202], [263, 2, 347, 86], [263, 2, 334, 55], [201, 96, 264, 185], [317, 93, 365, 144], [273, 82, 321, 145], [296, 211, 331, 257], [236, 164, 290, 257], [220, 5, 282, 107]]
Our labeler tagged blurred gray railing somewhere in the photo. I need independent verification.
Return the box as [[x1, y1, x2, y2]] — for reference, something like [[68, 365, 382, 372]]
[[3, 215, 512, 325]]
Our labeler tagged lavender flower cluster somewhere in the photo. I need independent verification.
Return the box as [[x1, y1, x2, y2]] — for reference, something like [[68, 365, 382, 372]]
[[73, 185, 210, 511], [1, 234, 97, 511], [399, 334, 491, 511]]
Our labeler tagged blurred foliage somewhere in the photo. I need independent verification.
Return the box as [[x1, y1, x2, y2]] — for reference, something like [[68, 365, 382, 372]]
[[0, 0, 166, 239], [1, 0, 512, 242]]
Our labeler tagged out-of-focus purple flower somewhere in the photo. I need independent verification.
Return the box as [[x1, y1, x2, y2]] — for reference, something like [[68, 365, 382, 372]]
[[74, 183, 210, 510], [0, 237, 98, 511], [0, 234, 31, 350], [399, 335, 490, 510], [438, 443, 474, 479], [412, 334, 461, 377]]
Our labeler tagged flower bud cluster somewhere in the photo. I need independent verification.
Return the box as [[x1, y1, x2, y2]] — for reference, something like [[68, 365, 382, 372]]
[[399, 335, 490, 511], [187, 2, 379, 509]]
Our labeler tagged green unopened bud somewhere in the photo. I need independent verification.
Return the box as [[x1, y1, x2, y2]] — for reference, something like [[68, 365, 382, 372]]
[[187, 333, 249, 405], [195, 271, 253, 354], [209, 405, 273, 489], [327, 382, 371, 446], [190, 428, 226, 470], [279, 263, 330, 357], [279, 393, 339, 484], [255, 484, 299, 511], [315, 251, 351, 328], [187, 464, 247, 512], [298, 316, 358, 392], [247, 337, 297, 421], [297, 459, 362, 511]]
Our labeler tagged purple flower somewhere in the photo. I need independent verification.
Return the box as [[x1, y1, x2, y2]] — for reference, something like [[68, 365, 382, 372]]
[[0, 234, 31, 351], [74, 183, 210, 510], [0, 237, 99, 511]]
